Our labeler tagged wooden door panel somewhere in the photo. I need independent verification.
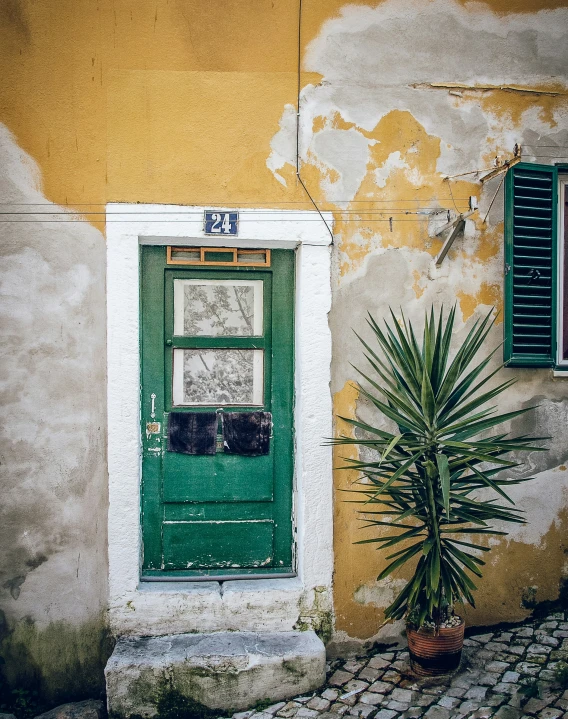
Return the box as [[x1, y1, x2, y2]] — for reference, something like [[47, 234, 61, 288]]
[[140, 247, 295, 577], [162, 452, 274, 503], [163, 520, 274, 569]]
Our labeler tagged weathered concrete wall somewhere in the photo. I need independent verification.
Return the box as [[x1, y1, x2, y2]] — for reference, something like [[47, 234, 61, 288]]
[[0, 125, 109, 699], [267, 0, 568, 651], [1, 0, 568, 693]]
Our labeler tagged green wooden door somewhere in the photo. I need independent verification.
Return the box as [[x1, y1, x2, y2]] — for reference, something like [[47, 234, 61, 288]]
[[140, 247, 295, 578]]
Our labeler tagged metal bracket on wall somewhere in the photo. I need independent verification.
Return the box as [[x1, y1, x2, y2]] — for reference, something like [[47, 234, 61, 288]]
[[479, 155, 521, 184], [434, 209, 475, 266]]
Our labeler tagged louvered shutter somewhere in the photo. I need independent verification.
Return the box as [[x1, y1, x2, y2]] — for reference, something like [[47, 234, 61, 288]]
[[504, 163, 558, 366]]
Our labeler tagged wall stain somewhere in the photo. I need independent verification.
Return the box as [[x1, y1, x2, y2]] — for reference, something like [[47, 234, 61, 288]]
[[2, 577, 26, 602], [302, 109, 482, 279], [411, 270, 425, 299], [0, 0, 31, 42], [0, 613, 113, 704]]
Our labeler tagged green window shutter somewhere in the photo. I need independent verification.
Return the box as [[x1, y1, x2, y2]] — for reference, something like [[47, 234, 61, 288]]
[[504, 163, 557, 366]]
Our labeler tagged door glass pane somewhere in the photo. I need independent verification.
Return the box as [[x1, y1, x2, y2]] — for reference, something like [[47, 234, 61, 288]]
[[169, 248, 201, 263], [174, 279, 263, 336], [172, 349, 264, 406]]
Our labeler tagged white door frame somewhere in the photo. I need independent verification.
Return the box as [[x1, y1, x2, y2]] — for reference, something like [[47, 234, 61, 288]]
[[106, 204, 334, 636]]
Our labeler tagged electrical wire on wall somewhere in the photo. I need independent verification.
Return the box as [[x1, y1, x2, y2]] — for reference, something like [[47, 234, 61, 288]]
[[0, 206, 473, 223], [295, 0, 334, 243], [0, 204, 476, 223], [4, 67, 567, 230], [0, 202, 476, 224]]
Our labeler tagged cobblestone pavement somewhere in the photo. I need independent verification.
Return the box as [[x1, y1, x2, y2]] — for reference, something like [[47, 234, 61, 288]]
[[227, 612, 568, 719]]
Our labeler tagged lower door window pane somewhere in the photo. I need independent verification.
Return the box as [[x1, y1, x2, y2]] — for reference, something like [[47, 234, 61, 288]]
[[172, 348, 264, 406]]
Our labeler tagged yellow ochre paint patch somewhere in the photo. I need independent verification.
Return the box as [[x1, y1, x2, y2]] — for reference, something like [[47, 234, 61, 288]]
[[474, 86, 567, 130], [333, 381, 420, 638], [1, 1, 566, 232], [312, 115, 327, 134], [412, 270, 425, 299], [333, 380, 386, 638], [457, 281, 503, 323], [310, 109, 479, 277], [0, 0, 327, 226], [2, 0, 568, 647], [463, 509, 568, 627], [473, 221, 503, 264]]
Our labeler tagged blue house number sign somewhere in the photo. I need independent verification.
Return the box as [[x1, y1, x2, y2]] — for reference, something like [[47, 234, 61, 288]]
[[204, 211, 238, 236]]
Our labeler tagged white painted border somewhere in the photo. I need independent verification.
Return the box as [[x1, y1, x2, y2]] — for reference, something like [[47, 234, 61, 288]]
[[107, 204, 334, 636]]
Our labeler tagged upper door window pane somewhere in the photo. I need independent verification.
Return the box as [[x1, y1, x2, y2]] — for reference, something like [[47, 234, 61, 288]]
[[174, 279, 263, 337]]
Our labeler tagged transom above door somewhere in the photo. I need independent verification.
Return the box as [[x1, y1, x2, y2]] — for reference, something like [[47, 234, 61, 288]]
[[140, 246, 295, 579]]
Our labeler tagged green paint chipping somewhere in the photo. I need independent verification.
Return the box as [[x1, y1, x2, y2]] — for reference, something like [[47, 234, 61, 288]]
[[140, 247, 295, 578]]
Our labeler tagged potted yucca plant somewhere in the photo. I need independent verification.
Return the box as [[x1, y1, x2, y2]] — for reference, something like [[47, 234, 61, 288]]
[[334, 306, 545, 675]]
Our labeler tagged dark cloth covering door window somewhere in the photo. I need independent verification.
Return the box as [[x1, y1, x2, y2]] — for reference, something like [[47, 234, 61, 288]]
[[167, 412, 217, 455], [222, 412, 272, 456]]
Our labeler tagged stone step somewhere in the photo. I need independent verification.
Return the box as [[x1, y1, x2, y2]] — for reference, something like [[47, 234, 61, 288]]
[[105, 630, 326, 716]]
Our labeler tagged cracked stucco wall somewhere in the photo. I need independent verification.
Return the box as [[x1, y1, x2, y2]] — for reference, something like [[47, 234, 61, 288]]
[[265, 0, 568, 650], [1, 0, 568, 691], [0, 125, 109, 699]]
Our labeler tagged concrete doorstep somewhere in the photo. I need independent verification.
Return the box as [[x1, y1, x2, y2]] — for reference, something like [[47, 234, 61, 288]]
[[105, 630, 326, 716]]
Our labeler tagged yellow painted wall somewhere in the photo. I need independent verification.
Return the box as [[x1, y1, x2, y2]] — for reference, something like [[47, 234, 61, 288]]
[[0, 0, 565, 213], [0, 0, 322, 215]]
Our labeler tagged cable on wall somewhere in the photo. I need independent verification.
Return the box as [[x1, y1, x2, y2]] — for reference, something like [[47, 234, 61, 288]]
[[296, 0, 334, 243]]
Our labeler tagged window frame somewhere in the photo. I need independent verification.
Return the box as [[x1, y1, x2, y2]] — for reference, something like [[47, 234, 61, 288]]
[[504, 162, 565, 368], [557, 175, 568, 368]]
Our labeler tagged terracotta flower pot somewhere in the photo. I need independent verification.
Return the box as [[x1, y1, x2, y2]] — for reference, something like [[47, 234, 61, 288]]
[[407, 620, 465, 676]]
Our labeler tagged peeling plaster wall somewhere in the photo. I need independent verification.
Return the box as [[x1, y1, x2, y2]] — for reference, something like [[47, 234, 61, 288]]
[[0, 125, 109, 699], [266, 0, 568, 650], [2, 0, 568, 689]]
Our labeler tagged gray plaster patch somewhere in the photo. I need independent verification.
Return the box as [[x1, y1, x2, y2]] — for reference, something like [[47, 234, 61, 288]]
[[311, 128, 371, 204], [329, 242, 568, 549], [353, 578, 408, 608], [0, 123, 108, 687], [269, 0, 568, 190], [306, 3, 568, 87]]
